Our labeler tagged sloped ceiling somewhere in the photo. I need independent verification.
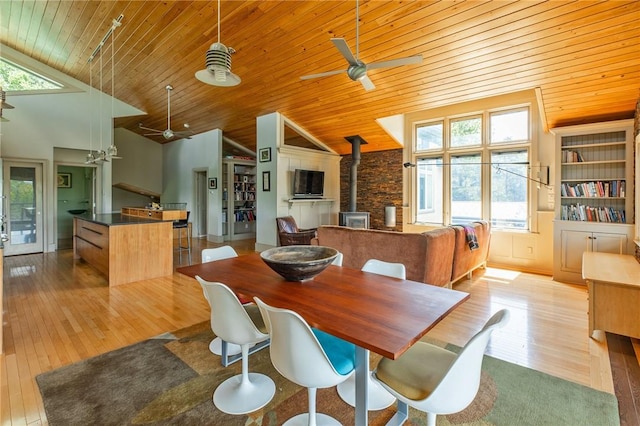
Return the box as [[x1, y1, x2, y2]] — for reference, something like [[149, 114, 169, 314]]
[[1, 1, 638, 155]]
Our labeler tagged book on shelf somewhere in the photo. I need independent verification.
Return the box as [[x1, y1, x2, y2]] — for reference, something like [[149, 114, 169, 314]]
[[561, 203, 625, 223], [562, 149, 584, 163], [234, 209, 256, 222], [560, 180, 625, 198]]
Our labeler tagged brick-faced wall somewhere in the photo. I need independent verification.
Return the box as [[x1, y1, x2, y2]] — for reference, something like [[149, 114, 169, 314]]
[[340, 149, 403, 231]]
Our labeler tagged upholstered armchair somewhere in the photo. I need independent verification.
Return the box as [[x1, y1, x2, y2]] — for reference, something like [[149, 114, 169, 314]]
[[276, 216, 317, 246]]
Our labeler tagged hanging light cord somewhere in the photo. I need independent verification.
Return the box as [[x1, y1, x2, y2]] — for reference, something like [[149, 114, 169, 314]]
[[89, 58, 93, 154], [217, 0, 221, 43], [111, 23, 115, 129], [99, 51, 103, 152]]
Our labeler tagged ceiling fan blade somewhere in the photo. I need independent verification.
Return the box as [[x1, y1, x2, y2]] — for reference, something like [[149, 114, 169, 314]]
[[143, 132, 164, 136], [366, 54, 423, 70], [359, 75, 375, 91], [139, 123, 163, 133], [300, 69, 346, 80], [331, 38, 358, 65]]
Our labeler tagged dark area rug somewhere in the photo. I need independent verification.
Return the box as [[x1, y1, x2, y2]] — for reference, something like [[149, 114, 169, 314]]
[[37, 321, 620, 425]]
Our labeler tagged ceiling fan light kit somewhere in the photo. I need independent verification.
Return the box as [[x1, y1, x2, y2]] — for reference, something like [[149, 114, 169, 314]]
[[300, 0, 423, 91], [139, 85, 193, 141], [195, 0, 240, 87]]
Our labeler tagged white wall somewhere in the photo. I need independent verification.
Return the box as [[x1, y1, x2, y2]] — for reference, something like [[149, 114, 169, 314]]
[[162, 129, 223, 241], [256, 112, 341, 251], [112, 128, 163, 211]]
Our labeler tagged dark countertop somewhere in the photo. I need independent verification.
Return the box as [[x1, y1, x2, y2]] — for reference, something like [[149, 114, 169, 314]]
[[74, 213, 171, 226]]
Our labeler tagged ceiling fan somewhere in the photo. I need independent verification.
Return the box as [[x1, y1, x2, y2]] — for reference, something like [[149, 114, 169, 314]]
[[139, 85, 193, 140], [300, 0, 423, 91]]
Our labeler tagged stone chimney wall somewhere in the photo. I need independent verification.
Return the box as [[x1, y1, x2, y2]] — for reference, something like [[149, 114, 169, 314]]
[[340, 149, 403, 231]]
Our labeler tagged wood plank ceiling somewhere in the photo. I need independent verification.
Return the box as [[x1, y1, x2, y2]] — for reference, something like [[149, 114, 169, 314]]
[[1, 1, 638, 155]]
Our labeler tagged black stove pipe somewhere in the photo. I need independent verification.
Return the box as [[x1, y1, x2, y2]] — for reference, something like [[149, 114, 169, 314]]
[[345, 135, 367, 212]]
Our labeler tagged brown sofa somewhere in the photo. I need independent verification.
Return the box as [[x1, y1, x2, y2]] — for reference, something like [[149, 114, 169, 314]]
[[450, 221, 491, 284], [311, 221, 490, 288]]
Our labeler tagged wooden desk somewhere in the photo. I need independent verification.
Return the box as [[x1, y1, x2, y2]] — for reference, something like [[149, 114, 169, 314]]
[[178, 253, 469, 425], [582, 252, 640, 339]]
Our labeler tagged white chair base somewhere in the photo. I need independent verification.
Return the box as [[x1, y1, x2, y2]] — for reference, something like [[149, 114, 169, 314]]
[[209, 337, 242, 356], [213, 372, 275, 415], [210, 337, 269, 367], [336, 373, 396, 410], [283, 413, 341, 426]]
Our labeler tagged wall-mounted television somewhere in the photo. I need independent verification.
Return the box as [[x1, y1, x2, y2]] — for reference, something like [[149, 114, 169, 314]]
[[293, 169, 324, 198]]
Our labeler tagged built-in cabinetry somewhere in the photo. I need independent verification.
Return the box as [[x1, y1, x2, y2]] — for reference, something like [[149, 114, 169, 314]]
[[552, 120, 635, 284], [222, 159, 257, 240]]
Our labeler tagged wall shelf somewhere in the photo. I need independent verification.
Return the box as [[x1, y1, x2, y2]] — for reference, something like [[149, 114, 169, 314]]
[[285, 198, 334, 208]]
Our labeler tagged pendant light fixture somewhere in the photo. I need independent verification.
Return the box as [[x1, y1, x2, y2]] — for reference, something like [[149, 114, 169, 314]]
[[0, 87, 14, 110], [86, 15, 123, 164], [0, 87, 13, 123], [195, 0, 241, 86]]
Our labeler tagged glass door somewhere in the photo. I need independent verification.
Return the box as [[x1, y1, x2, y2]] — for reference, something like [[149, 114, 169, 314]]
[[3, 161, 44, 255]]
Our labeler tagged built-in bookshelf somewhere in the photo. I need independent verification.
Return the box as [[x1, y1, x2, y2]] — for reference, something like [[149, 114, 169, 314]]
[[557, 128, 632, 223], [552, 120, 635, 284], [222, 159, 256, 240]]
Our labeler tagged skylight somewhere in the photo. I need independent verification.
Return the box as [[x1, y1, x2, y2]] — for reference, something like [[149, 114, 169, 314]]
[[0, 57, 63, 91]]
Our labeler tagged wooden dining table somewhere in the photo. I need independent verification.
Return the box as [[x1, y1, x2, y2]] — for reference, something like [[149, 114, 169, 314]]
[[177, 252, 469, 425]]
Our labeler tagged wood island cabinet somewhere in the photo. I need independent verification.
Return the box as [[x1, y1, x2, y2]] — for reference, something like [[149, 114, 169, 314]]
[[74, 215, 173, 286]]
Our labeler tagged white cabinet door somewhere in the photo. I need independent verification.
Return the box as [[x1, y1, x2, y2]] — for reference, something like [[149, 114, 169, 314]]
[[560, 230, 628, 275], [560, 230, 591, 274], [591, 232, 627, 254]]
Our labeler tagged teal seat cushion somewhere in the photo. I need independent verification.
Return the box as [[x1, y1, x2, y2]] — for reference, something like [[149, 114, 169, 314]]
[[312, 328, 356, 375]]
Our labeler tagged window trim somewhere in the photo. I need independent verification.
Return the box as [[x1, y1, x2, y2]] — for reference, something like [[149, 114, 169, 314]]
[[410, 104, 535, 231]]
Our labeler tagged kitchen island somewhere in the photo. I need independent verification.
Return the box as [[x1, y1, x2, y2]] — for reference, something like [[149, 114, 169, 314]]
[[73, 214, 173, 286]]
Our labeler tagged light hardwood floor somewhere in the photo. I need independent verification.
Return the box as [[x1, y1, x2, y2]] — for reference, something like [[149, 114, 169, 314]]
[[0, 238, 629, 425]]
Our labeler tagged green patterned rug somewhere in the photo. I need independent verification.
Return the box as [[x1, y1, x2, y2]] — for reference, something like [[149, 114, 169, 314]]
[[36, 321, 619, 425]]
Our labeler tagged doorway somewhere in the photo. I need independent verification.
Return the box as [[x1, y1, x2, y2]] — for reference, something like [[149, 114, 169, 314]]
[[56, 165, 96, 249], [194, 169, 208, 238], [3, 161, 44, 255]]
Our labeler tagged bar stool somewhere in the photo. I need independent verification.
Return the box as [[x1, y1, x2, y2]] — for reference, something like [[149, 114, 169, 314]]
[[174, 211, 191, 264]]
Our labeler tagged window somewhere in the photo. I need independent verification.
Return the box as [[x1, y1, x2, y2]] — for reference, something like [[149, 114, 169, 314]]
[[490, 108, 529, 143], [416, 157, 443, 224], [416, 122, 443, 151], [413, 106, 531, 230], [0, 58, 63, 91], [451, 116, 481, 148], [451, 153, 482, 223], [491, 150, 528, 229]]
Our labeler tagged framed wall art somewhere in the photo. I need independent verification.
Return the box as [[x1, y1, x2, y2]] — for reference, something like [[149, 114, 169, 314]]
[[259, 147, 271, 163], [208, 177, 217, 189], [262, 171, 271, 191], [57, 173, 72, 188]]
